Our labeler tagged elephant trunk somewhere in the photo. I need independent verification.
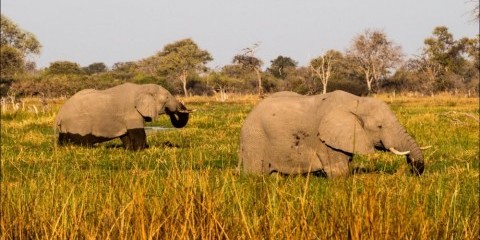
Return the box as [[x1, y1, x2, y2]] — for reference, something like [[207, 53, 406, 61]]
[[166, 102, 189, 128], [390, 127, 425, 176]]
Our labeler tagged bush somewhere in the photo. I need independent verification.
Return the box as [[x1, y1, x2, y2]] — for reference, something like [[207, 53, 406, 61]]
[[46, 61, 85, 75], [328, 78, 369, 96], [133, 75, 174, 93], [10, 74, 126, 98]]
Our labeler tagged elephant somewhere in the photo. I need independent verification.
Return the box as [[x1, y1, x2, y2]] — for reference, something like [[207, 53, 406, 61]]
[[55, 83, 190, 150], [238, 90, 425, 177]]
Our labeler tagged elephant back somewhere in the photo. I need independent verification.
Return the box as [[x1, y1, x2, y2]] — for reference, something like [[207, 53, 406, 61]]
[[55, 87, 130, 138]]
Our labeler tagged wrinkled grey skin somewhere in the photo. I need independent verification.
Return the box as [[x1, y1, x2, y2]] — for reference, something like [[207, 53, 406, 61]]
[[238, 90, 425, 177], [55, 83, 189, 150]]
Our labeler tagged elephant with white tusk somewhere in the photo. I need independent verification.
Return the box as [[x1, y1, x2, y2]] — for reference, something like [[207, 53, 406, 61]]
[[55, 83, 190, 150], [238, 90, 426, 177]]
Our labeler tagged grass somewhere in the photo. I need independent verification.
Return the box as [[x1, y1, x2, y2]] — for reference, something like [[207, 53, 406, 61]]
[[1, 94, 479, 239]]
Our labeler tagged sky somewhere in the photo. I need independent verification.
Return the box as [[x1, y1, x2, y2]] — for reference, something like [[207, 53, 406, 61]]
[[2, 0, 479, 69]]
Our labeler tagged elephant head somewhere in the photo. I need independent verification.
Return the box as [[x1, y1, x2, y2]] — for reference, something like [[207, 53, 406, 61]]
[[134, 84, 190, 128], [317, 91, 425, 175]]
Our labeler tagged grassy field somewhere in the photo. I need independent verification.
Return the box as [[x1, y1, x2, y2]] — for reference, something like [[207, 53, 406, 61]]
[[1, 94, 479, 239]]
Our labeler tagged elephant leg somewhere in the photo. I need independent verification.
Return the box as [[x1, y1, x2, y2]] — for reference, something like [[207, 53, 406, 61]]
[[58, 132, 70, 146], [316, 144, 351, 178], [121, 128, 148, 150], [240, 131, 269, 174], [120, 134, 133, 149], [325, 148, 351, 177]]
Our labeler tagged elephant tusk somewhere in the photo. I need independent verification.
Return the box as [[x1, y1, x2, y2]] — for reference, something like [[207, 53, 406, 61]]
[[420, 145, 432, 150], [389, 147, 410, 155]]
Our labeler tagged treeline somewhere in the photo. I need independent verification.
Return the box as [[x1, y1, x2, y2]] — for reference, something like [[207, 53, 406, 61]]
[[1, 14, 478, 98]]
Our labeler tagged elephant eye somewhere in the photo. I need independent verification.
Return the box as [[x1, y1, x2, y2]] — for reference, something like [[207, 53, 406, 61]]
[[377, 125, 383, 129]]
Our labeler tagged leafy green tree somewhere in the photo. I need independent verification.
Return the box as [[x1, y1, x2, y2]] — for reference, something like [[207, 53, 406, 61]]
[[206, 70, 242, 101], [423, 26, 467, 74], [157, 38, 212, 96], [0, 14, 41, 57], [83, 62, 108, 74], [461, 35, 479, 94], [464, 35, 479, 67], [109, 61, 137, 80], [420, 26, 474, 91], [46, 61, 85, 75], [279, 66, 314, 94], [347, 29, 403, 93], [267, 56, 297, 79], [0, 45, 24, 79], [0, 14, 41, 80], [112, 61, 136, 73]]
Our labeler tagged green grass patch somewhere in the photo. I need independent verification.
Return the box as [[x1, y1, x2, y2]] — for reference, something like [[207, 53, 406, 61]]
[[1, 95, 478, 239]]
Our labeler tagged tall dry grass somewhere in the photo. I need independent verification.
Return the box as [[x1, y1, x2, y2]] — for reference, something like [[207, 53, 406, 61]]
[[1, 94, 478, 239]]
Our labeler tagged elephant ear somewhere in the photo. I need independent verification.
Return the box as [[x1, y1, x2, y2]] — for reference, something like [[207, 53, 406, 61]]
[[135, 93, 158, 122], [318, 110, 374, 154]]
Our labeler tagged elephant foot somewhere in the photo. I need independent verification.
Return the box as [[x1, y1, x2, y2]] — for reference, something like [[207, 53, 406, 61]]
[[121, 128, 148, 151]]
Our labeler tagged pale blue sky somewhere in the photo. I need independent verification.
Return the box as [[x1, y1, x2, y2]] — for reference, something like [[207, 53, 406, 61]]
[[2, 0, 478, 69]]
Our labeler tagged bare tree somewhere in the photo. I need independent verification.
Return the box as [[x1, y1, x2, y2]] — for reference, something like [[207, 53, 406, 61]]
[[404, 56, 438, 94], [233, 43, 264, 96], [347, 30, 403, 93], [310, 50, 342, 94], [310, 55, 331, 94], [467, 0, 479, 21]]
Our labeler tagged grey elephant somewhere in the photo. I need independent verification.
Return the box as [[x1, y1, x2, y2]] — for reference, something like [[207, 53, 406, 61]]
[[55, 83, 190, 150], [238, 90, 425, 177]]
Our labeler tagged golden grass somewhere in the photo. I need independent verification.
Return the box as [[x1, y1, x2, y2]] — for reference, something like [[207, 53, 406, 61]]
[[1, 94, 478, 239]]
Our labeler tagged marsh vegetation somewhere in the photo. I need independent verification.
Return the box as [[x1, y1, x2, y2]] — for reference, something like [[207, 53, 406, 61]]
[[1, 94, 478, 239]]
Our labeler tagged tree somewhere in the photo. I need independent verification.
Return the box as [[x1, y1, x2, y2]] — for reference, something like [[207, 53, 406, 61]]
[[423, 26, 467, 74], [157, 38, 212, 97], [310, 50, 342, 94], [0, 14, 41, 57], [467, 0, 479, 21], [407, 55, 440, 93], [112, 61, 136, 73], [0, 45, 24, 79], [207, 69, 242, 101], [83, 62, 108, 74], [46, 61, 84, 75], [421, 26, 472, 91], [0, 14, 41, 80], [233, 43, 264, 96], [267, 56, 297, 79], [464, 35, 479, 67], [347, 29, 403, 93]]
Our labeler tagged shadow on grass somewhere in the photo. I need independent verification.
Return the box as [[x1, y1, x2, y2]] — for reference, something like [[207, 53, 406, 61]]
[[351, 166, 398, 175], [103, 141, 183, 149]]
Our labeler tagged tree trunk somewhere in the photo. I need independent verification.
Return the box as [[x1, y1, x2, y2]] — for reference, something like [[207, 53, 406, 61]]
[[365, 71, 373, 93], [321, 57, 330, 94], [180, 71, 188, 97], [219, 86, 228, 102], [255, 68, 263, 96]]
